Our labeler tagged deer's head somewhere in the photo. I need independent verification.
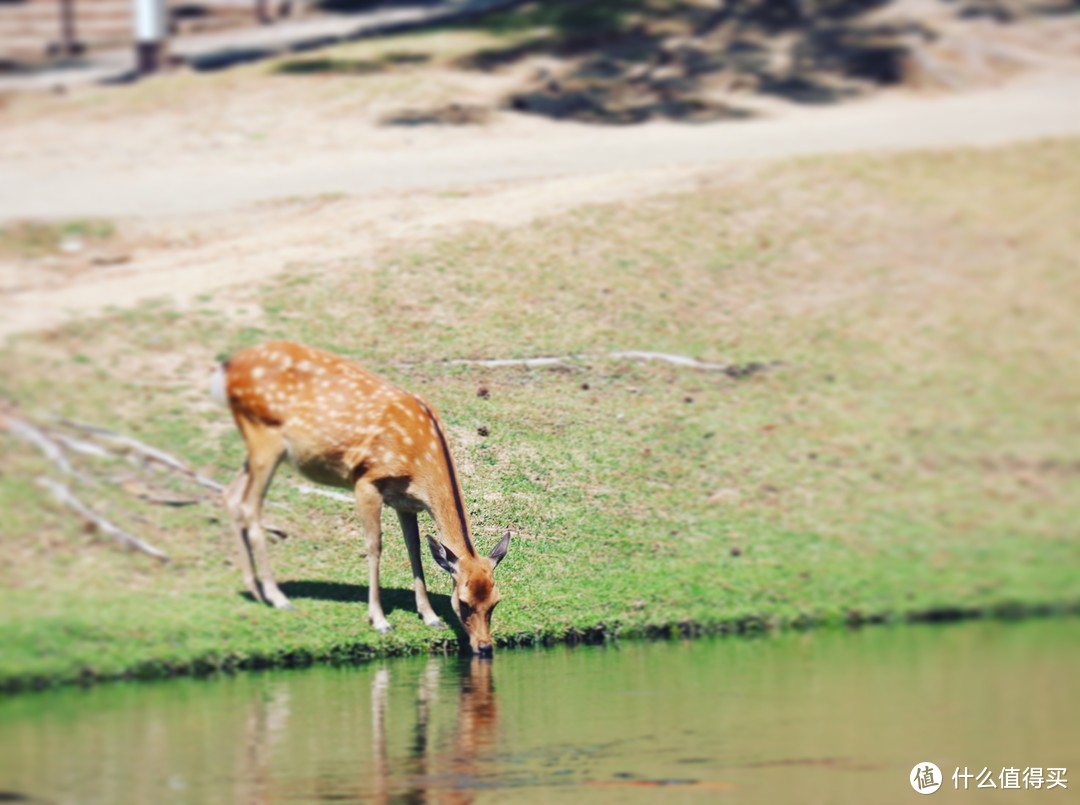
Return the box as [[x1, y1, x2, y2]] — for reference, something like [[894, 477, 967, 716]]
[[428, 531, 511, 656]]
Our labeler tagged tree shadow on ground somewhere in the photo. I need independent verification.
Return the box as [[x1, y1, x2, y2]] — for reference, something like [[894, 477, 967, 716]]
[[313, 0, 445, 14], [444, 0, 1072, 123], [449, 0, 932, 123], [267, 0, 1073, 124], [274, 50, 429, 74]]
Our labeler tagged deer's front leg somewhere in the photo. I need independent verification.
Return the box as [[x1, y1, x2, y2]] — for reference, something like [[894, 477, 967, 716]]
[[397, 510, 445, 629], [356, 481, 392, 634], [223, 464, 261, 603]]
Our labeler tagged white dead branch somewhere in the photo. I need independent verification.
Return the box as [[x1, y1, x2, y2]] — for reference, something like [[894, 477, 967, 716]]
[[36, 476, 170, 562], [294, 483, 355, 503], [6, 415, 76, 476], [421, 350, 769, 373], [54, 417, 224, 491]]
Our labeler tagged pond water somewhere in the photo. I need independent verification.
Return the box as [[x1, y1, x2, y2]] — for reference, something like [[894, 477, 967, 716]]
[[1, 619, 1077, 803]]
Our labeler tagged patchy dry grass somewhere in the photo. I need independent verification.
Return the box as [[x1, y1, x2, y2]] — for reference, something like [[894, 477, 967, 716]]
[[1, 138, 1079, 690], [0, 219, 116, 260]]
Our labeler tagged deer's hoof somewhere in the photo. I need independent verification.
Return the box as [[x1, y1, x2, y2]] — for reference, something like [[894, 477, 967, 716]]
[[424, 617, 447, 629], [372, 620, 393, 634], [273, 600, 296, 612]]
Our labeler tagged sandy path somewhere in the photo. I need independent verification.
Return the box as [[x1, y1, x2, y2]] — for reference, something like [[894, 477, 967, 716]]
[[6, 72, 1080, 221], [3, 70, 1079, 341]]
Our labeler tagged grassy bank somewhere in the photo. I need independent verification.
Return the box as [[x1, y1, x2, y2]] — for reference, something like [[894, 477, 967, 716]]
[[2, 139, 1079, 692]]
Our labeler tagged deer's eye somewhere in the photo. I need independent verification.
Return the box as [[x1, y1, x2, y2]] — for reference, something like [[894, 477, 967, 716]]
[[459, 601, 473, 619]]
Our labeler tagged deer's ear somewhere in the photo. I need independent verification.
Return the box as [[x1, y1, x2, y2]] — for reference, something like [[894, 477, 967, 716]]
[[488, 530, 511, 570], [427, 535, 459, 576]]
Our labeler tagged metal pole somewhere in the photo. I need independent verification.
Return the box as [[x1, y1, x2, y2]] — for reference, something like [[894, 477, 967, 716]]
[[59, 0, 77, 58], [133, 0, 167, 74]]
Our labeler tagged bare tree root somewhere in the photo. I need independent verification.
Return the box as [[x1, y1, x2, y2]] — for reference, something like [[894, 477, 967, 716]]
[[36, 477, 170, 562], [605, 350, 734, 371], [5, 414, 77, 476], [54, 417, 224, 491], [3, 404, 364, 563], [3, 409, 190, 561], [49, 432, 114, 459]]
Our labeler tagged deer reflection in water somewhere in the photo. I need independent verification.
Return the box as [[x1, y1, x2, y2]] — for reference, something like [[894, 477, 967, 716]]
[[370, 657, 500, 804], [237, 657, 500, 803], [235, 680, 292, 805]]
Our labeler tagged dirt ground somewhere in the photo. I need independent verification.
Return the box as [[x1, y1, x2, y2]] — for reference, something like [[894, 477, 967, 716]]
[[2, 4, 1080, 340]]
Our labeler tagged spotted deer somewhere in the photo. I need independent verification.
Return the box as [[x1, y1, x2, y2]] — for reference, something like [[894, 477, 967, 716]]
[[211, 340, 511, 655]]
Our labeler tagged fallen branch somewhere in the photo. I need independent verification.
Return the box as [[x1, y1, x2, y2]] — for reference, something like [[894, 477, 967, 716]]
[[36, 476, 170, 563], [295, 483, 354, 503], [48, 432, 114, 459], [190, 473, 225, 493], [56, 417, 190, 470], [605, 350, 731, 371], [444, 356, 575, 370], [420, 351, 778, 376], [5, 415, 75, 475], [53, 417, 224, 491]]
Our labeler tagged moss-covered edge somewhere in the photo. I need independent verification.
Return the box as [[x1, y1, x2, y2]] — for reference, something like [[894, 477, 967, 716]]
[[4, 600, 1078, 696]]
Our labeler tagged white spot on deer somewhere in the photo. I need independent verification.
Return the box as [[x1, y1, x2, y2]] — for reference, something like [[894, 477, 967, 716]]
[[252, 366, 266, 380]]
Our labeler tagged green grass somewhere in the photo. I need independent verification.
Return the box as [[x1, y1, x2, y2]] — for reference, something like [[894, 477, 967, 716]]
[[1, 139, 1079, 691]]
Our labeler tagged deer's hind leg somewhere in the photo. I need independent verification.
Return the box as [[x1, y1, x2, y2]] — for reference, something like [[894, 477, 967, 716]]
[[230, 419, 292, 610]]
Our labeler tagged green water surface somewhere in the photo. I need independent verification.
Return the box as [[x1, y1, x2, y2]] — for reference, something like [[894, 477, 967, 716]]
[[1, 619, 1077, 803]]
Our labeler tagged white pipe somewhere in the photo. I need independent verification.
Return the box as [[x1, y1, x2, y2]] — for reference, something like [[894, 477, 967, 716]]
[[133, 0, 166, 43]]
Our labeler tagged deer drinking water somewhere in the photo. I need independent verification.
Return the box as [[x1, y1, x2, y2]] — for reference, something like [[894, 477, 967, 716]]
[[211, 340, 510, 656]]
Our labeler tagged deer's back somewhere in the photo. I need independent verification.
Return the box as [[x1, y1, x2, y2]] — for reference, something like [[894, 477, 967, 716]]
[[224, 341, 447, 497]]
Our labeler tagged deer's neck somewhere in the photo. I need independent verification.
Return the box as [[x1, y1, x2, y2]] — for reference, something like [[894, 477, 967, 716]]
[[415, 399, 477, 558]]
